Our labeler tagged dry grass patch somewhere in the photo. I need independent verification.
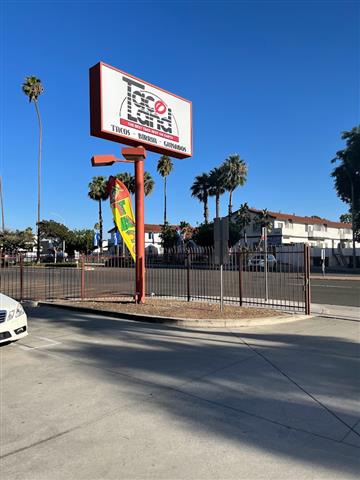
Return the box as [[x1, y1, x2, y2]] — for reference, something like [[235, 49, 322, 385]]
[[55, 297, 286, 320]]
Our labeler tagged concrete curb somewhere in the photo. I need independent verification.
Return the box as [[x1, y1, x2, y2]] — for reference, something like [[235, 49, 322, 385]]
[[38, 301, 312, 328]]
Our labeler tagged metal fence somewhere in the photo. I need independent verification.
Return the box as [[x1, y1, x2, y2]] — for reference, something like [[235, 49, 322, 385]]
[[0, 244, 311, 313]]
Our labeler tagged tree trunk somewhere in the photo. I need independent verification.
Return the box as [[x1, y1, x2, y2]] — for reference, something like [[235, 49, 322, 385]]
[[34, 100, 42, 264], [204, 195, 209, 224], [99, 200, 103, 253], [351, 181, 356, 269], [164, 177, 167, 225], [0, 176, 4, 231], [216, 193, 220, 219], [228, 190, 233, 217]]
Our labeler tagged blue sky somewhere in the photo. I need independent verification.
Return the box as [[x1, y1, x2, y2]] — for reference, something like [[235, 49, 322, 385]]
[[1, 0, 359, 235]]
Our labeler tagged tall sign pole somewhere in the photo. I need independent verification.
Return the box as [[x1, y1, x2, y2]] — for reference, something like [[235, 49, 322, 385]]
[[122, 146, 146, 303]]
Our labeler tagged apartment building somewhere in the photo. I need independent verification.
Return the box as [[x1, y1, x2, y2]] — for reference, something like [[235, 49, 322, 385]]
[[231, 208, 357, 249]]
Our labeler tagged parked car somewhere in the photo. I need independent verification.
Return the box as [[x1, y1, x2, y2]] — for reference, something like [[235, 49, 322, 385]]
[[0, 294, 28, 344], [247, 254, 277, 270]]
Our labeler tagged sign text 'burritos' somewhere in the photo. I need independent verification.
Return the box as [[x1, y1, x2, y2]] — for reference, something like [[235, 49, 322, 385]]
[[90, 62, 192, 159]]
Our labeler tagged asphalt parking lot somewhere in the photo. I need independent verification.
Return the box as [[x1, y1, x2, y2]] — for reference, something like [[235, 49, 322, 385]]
[[1, 306, 359, 479]]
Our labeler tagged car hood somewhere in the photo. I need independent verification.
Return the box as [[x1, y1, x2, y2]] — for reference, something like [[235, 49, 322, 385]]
[[0, 293, 19, 310]]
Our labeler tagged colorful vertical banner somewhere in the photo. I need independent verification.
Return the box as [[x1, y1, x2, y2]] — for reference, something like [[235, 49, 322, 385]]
[[107, 176, 136, 261]]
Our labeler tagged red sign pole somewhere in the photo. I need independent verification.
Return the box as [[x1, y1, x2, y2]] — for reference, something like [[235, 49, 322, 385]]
[[134, 157, 145, 303], [122, 146, 146, 304]]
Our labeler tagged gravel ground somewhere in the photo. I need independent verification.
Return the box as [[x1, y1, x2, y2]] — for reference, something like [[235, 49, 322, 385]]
[[53, 297, 285, 319]]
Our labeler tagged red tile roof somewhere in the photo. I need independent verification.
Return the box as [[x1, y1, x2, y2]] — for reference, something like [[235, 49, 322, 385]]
[[247, 208, 352, 229]]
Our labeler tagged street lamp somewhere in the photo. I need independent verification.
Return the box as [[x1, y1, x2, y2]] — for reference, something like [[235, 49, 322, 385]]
[[91, 146, 147, 303]]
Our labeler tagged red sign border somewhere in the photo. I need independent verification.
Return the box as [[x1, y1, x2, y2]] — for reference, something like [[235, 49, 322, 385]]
[[89, 62, 193, 159]]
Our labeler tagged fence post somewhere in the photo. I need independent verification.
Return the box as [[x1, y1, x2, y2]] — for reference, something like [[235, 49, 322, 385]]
[[186, 250, 191, 302], [304, 244, 311, 314], [238, 251, 243, 307], [81, 255, 85, 300], [20, 254, 24, 301]]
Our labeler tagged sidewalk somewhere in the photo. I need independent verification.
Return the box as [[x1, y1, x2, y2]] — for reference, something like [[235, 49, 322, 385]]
[[311, 274, 360, 281], [312, 303, 360, 321]]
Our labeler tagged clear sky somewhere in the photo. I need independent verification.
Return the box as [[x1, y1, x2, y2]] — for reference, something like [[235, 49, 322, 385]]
[[1, 0, 359, 235]]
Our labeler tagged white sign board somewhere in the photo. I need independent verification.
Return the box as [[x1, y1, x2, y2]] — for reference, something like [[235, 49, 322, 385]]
[[90, 62, 192, 159]]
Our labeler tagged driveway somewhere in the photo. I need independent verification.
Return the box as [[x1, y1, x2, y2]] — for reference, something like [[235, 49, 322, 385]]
[[0, 306, 359, 479]]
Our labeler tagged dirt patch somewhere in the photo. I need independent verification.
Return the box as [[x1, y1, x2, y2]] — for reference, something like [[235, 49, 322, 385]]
[[53, 297, 286, 320]]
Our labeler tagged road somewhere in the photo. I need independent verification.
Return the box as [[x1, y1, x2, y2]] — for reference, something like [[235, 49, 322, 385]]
[[1, 306, 359, 479], [0, 266, 359, 308], [311, 278, 360, 307]]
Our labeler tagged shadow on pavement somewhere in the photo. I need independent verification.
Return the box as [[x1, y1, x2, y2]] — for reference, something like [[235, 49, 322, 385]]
[[24, 306, 360, 476]]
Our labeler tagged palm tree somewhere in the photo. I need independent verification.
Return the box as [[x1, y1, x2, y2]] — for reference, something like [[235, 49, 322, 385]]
[[143, 171, 155, 196], [116, 171, 154, 196], [236, 202, 251, 243], [0, 176, 4, 231], [157, 155, 173, 224], [88, 176, 109, 252], [22, 76, 44, 262], [222, 154, 248, 216], [254, 208, 273, 232], [116, 172, 135, 194], [208, 167, 226, 219], [190, 173, 211, 224]]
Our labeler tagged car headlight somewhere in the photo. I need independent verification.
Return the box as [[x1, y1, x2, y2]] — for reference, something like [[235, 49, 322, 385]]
[[15, 303, 25, 317], [7, 304, 24, 321]]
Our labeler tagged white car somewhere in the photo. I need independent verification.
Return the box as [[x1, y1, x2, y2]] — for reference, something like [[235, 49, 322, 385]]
[[0, 294, 28, 344], [248, 254, 277, 270]]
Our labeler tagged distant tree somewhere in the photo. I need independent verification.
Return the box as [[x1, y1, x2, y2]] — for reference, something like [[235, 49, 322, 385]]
[[192, 222, 214, 248], [190, 173, 211, 224], [66, 229, 94, 255], [0, 228, 34, 252], [222, 154, 248, 215], [232, 202, 251, 247], [38, 220, 69, 256], [159, 222, 178, 249], [157, 155, 174, 224], [22, 75, 44, 262], [331, 126, 360, 266], [254, 209, 273, 232], [340, 213, 352, 224], [115, 171, 154, 196], [235, 202, 251, 233], [208, 167, 226, 219], [88, 176, 109, 252]]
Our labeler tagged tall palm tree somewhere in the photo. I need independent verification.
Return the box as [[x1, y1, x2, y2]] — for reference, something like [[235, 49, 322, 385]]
[[88, 176, 109, 252], [0, 176, 4, 231], [157, 155, 173, 224], [22, 76, 44, 262], [116, 171, 154, 196], [190, 173, 211, 224], [222, 154, 248, 216], [208, 167, 226, 219]]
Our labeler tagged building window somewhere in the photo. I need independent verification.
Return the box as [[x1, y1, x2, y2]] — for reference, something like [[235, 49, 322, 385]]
[[148, 232, 153, 240]]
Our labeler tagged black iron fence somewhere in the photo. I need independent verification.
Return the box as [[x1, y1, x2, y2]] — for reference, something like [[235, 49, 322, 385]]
[[0, 245, 311, 313]]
